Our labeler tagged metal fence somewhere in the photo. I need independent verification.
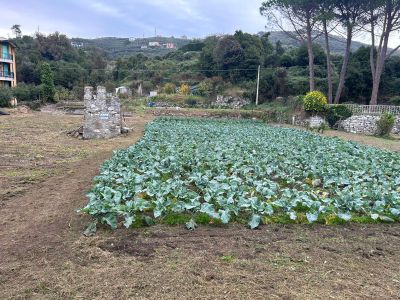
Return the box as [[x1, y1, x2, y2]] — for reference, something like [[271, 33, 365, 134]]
[[329, 104, 400, 115]]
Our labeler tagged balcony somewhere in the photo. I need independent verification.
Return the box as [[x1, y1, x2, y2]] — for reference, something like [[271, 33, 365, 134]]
[[0, 71, 14, 81], [0, 53, 14, 63]]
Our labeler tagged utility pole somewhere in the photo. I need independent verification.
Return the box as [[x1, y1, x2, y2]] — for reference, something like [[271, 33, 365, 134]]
[[256, 65, 261, 106]]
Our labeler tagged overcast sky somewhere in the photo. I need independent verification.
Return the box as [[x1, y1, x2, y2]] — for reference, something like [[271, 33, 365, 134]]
[[0, 0, 267, 39]]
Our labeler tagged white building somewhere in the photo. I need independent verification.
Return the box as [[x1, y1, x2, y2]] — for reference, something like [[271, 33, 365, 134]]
[[149, 41, 160, 47]]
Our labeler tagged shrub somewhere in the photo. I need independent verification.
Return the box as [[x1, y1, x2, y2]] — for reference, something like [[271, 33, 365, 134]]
[[389, 96, 400, 106], [185, 96, 197, 107], [163, 83, 176, 95], [54, 87, 71, 102], [376, 112, 395, 137], [12, 83, 41, 102], [326, 105, 353, 128], [0, 87, 13, 107], [198, 79, 214, 97], [180, 84, 190, 95], [303, 91, 327, 114], [293, 95, 305, 108]]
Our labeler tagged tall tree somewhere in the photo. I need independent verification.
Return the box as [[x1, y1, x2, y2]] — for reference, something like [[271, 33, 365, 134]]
[[40, 62, 55, 102], [260, 0, 320, 92], [333, 0, 366, 104], [317, 1, 336, 104], [367, 0, 400, 105], [11, 25, 21, 38]]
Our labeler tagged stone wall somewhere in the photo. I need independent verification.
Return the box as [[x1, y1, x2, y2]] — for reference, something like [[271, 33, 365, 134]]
[[338, 115, 400, 135], [213, 95, 250, 109], [83, 86, 122, 139], [292, 115, 325, 128]]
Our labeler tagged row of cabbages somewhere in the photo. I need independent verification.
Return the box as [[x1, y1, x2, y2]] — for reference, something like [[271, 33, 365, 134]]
[[80, 117, 400, 229]]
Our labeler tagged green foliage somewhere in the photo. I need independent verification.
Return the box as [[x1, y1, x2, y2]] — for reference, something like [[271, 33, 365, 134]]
[[389, 96, 400, 106], [179, 84, 190, 95], [198, 79, 214, 96], [12, 83, 41, 102], [376, 113, 395, 137], [40, 62, 55, 102], [80, 118, 400, 230], [303, 91, 328, 114], [54, 87, 72, 102], [185, 96, 197, 107], [163, 83, 176, 95], [0, 87, 13, 107], [221, 255, 235, 263], [326, 105, 353, 128]]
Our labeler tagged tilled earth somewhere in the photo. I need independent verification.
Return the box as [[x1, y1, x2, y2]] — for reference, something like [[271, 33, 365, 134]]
[[1, 112, 400, 300]]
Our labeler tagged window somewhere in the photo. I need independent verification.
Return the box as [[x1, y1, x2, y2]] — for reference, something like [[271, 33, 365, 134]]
[[3, 64, 9, 76], [2, 44, 9, 59]]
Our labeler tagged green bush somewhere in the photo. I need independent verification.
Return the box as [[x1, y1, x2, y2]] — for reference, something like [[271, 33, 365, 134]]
[[0, 87, 13, 107], [303, 91, 328, 114], [376, 113, 395, 137], [163, 83, 176, 95], [389, 96, 400, 106], [12, 83, 41, 102], [293, 95, 305, 108], [198, 79, 214, 97], [185, 96, 197, 107], [54, 87, 72, 102], [326, 105, 353, 128]]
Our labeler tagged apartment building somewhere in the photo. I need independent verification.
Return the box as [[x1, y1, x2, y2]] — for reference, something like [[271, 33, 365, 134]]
[[0, 38, 17, 88]]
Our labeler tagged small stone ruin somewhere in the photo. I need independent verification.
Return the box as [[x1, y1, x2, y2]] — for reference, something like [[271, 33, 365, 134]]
[[83, 86, 122, 139]]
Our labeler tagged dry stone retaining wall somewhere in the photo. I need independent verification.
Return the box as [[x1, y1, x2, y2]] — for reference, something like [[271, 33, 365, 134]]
[[213, 95, 250, 109], [338, 115, 400, 135], [83, 86, 122, 139]]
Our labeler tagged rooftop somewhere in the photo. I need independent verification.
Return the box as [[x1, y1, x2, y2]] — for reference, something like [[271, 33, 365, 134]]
[[0, 37, 16, 48]]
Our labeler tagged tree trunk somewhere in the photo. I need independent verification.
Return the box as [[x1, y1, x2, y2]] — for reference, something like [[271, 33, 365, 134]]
[[306, 17, 315, 92], [370, 12, 376, 83], [323, 20, 333, 104], [370, 3, 394, 106], [334, 26, 353, 104], [370, 30, 390, 105]]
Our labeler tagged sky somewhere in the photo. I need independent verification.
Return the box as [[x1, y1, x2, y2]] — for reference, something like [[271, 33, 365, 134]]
[[0, 0, 268, 39]]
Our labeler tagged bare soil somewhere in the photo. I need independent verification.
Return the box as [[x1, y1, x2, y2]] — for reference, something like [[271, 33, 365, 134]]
[[1, 112, 400, 300]]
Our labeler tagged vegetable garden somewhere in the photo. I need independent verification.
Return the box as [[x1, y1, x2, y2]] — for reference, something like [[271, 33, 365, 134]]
[[80, 117, 400, 229]]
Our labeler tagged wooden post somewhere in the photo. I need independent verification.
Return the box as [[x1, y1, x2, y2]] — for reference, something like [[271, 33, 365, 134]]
[[256, 65, 260, 106]]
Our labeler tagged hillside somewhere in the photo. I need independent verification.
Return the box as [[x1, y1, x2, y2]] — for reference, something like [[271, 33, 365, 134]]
[[71, 36, 192, 58], [266, 31, 368, 54], [71, 32, 370, 59]]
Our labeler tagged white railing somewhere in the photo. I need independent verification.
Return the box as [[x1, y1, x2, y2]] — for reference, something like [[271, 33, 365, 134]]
[[329, 104, 400, 115]]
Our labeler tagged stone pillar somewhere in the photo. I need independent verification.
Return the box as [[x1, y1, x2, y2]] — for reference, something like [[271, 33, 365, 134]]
[[83, 86, 122, 139], [83, 86, 93, 107]]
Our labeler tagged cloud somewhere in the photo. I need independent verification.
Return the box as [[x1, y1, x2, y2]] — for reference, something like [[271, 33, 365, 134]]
[[89, 2, 123, 17]]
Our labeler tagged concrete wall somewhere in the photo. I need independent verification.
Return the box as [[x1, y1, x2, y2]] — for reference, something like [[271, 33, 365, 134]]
[[338, 115, 400, 135], [83, 86, 122, 139]]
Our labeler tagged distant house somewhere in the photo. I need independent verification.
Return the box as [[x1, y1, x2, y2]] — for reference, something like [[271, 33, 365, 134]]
[[71, 41, 84, 48], [149, 41, 160, 47], [141, 45, 148, 49], [129, 37, 136, 42], [163, 43, 175, 49], [0, 38, 17, 88]]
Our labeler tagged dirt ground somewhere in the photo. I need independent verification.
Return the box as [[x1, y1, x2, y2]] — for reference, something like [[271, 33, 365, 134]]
[[1, 112, 400, 300]]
